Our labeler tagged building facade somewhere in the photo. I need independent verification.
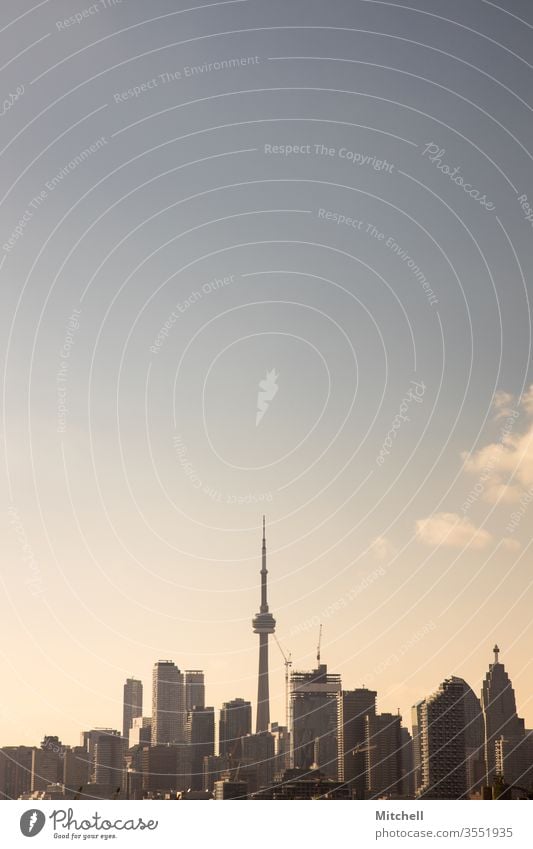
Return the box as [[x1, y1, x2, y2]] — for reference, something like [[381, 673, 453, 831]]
[[122, 678, 143, 740], [151, 660, 186, 745]]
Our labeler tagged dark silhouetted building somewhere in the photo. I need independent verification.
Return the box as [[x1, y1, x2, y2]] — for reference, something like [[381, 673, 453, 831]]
[[338, 688, 377, 797], [482, 645, 525, 787], [365, 713, 403, 798], [186, 706, 215, 791], [219, 698, 252, 759], [123, 678, 143, 740], [291, 664, 341, 779], [152, 660, 186, 745]]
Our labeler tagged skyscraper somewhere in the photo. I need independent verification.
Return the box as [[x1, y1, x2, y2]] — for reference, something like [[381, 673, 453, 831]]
[[184, 670, 205, 712], [481, 645, 525, 786], [290, 663, 341, 779], [30, 737, 64, 793], [63, 747, 90, 798], [240, 731, 276, 792], [415, 677, 474, 799], [252, 517, 276, 733], [219, 698, 252, 759], [0, 747, 33, 799], [122, 678, 143, 740], [151, 660, 186, 745], [364, 712, 403, 798], [186, 706, 215, 791], [94, 734, 125, 789], [415, 677, 485, 797], [82, 728, 123, 794], [337, 688, 377, 797]]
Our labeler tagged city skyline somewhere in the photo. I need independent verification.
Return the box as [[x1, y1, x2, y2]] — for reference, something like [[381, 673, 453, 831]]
[[0, 511, 531, 799], [0, 519, 529, 759], [1, 0, 532, 779], [1, 636, 531, 799], [2, 513, 533, 748]]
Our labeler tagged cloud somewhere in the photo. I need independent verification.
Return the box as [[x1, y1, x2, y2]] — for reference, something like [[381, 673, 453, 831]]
[[461, 385, 533, 504], [369, 535, 396, 561], [492, 390, 515, 420], [416, 512, 492, 549], [502, 537, 521, 552]]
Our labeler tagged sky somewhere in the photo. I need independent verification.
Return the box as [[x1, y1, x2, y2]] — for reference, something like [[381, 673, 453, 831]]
[[1, 0, 533, 746]]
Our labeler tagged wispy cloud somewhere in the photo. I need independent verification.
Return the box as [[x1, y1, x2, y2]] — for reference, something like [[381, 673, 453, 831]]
[[369, 535, 396, 561], [416, 512, 492, 550], [462, 385, 533, 504]]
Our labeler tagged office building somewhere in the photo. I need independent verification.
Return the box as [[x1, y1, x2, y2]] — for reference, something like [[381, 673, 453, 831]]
[[63, 746, 90, 799], [184, 670, 205, 711], [290, 663, 341, 779], [0, 746, 33, 799], [151, 660, 186, 745], [240, 731, 275, 791], [365, 712, 403, 798], [31, 737, 64, 793], [415, 677, 472, 799], [481, 645, 525, 786], [186, 706, 215, 790], [219, 698, 252, 759], [122, 678, 143, 740], [337, 688, 377, 797]]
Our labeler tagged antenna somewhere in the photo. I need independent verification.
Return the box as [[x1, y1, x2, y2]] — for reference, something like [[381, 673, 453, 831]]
[[317, 623, 323, 666]]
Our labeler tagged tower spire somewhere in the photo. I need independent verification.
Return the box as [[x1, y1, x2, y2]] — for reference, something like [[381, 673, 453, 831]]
[[493, 644, 500, 664], [253, 516, 276, 733], [261, 515, 268, 613]]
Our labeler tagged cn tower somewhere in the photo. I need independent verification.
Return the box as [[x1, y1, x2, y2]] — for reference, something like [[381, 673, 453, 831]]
[[252, 516, 276, 733]]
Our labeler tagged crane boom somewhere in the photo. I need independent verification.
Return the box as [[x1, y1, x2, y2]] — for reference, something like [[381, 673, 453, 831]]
[[317, 623, 323, 666]]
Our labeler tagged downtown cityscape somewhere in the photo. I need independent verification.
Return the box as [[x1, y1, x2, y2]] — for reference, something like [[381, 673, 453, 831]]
[[1, 521, 531, 802], [1, 2, 532, 846]]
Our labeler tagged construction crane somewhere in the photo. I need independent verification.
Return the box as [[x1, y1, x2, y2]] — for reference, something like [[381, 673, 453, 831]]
[[274, 634, 292, 734], [316, 623, 323, 666]]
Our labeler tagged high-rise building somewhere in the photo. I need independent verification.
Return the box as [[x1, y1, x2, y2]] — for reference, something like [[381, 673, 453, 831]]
[[337, 688, 377, 797], [270, 722, 290, 779], [128, 717, 152, 749], [122, 678, 143, 740], [151, 660, 185, 745], [240, 731, 275, 791], [184, 670, 205, 711], [252, 517, 276, 733], [31, 737, 64, 793], [219, 698, 252, 759], [0, 746, 33, 799], [481, 645, 525, 786], [94, 734, 125, 789], [290, 663, 341, 779], [411, 701, 424, 796], [364, 713, 403, 798], [415, 677, 473, 799], [414, 678, 484, 797], [63, 747, 90, 798], [400, 726, 414, 798], [495, 731, 533, 790], [141, 745, 191, 796], [186, 706, 215, 791], [82, 729, 122, 785]]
